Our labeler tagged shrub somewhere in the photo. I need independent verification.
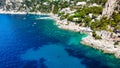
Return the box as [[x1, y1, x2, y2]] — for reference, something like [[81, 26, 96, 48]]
[[92, 31, 102, 39], [114, 41, 119, 45], [81, 6, 103, 15], [75, 18, 82, 23], [60, 14, 69, 20], [112, 13, 120, 23], [67, 16, 74, 21], [87, 0, 107, 5], [92, 31, 97, 37], [84, 17, 91, 26], [53, 6, 59, 14]]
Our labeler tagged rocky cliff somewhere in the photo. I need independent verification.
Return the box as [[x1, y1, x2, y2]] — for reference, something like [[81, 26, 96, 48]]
[[102, 0, 120, 18], [0, 0, 25, 11], [0, 0, 120, 17]]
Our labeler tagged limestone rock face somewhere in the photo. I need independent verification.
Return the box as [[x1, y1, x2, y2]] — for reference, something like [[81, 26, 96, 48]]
[[102, 0, 120, 18], [0, 0, 24, 11], [0, 0, 6, 9], [6, 0, 24, 10]]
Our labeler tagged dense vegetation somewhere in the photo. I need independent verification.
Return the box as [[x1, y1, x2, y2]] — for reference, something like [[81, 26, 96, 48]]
[[75, 0, 107, 5], [58, 1, 120, 32]]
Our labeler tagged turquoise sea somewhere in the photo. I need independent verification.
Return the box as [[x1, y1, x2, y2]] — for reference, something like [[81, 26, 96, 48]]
[[0, 14, 120, 68]]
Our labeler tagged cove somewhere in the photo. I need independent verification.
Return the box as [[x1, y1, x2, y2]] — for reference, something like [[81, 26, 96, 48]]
[[0, 14, 120, 68]]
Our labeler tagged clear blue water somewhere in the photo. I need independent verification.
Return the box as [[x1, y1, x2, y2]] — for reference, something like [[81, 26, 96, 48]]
[[0, 14, 120, 68]]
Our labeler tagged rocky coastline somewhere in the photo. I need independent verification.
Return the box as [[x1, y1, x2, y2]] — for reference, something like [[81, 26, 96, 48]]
[[81, 35, 120, 58], [0, 10, 120, 59], [51, 14, 120, 59]]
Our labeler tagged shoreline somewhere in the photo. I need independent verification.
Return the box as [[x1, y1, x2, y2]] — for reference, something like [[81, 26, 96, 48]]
[[50, 14, 120, 59], [50, 14, 93, 34], [81, 35, 120, 58], [1, 11, 120, 59], [0, 10, 52, 15]]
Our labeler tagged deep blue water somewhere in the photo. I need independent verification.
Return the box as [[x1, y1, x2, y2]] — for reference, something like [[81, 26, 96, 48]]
[[0, 14, 120, 68]]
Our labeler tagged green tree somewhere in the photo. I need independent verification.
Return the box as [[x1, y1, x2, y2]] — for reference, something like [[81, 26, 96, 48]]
[[67, 16, 74, 21]]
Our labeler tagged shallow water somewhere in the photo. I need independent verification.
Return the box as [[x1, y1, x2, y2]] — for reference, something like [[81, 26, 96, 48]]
[[0, 14, 120, 68]]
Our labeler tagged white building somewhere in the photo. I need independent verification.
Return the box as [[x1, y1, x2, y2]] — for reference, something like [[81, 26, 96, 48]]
[[76, 2, 86, 6], [89, 3, 100, 7]]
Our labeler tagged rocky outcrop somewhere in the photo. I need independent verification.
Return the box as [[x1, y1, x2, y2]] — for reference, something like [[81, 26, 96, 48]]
[[0, 0, 25, 11], [0, 0, 6, 9], [117, 1, 120, 12], [5, 0, 24, 11], [102, 0, 120, 18]]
